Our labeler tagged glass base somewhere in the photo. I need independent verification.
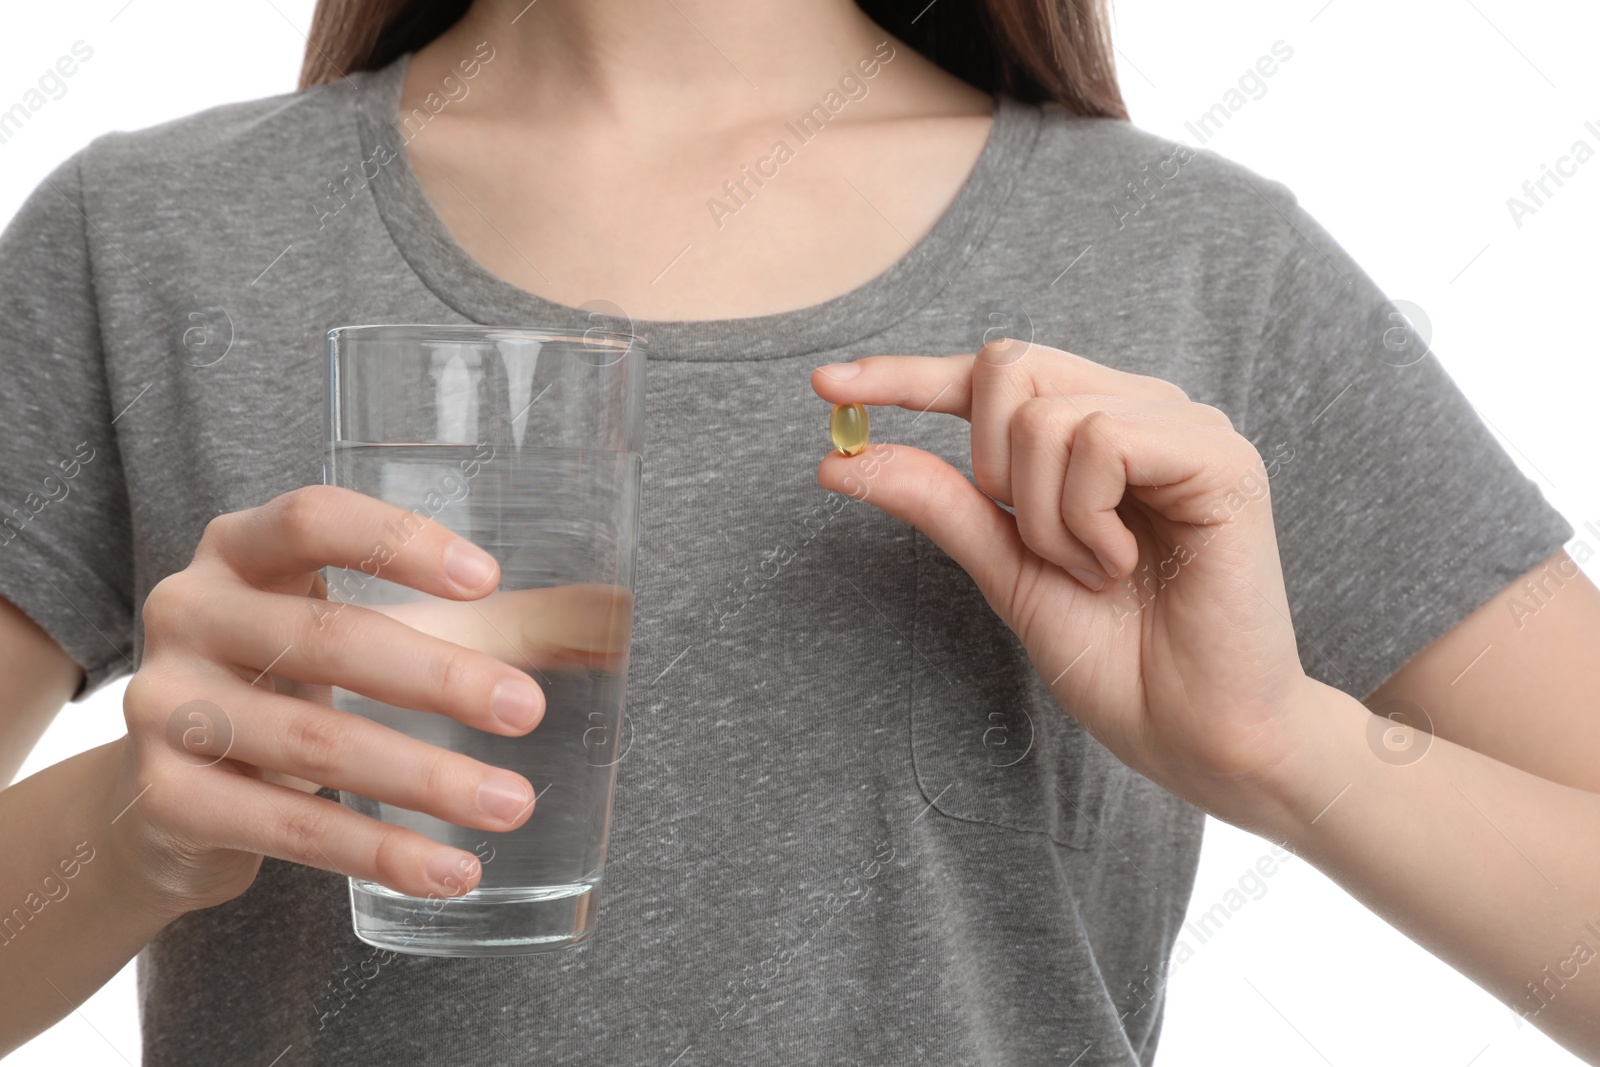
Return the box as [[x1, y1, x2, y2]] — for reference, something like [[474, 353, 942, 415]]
[[349, 878, 600, 957]]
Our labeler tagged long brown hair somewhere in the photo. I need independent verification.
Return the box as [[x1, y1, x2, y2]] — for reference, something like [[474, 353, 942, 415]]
[[297, 0, 1127, 119]]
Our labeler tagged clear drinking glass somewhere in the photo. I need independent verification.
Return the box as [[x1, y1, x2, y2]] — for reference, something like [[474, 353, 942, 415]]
[[323, 324, 646, 956]]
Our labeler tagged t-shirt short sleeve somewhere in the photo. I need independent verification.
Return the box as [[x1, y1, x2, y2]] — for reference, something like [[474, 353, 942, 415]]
[[1240, 180, 1573, 700], [0, 146, 135, 699]]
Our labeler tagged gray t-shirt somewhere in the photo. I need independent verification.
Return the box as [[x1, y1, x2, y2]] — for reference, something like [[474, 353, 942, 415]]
[[0, 52, 1571, 1067]]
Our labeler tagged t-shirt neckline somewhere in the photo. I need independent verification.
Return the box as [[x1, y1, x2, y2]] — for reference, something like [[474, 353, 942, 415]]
[[353, 51, 1042, 361]]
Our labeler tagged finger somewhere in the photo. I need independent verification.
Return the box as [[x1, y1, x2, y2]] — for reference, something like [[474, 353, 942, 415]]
[[811, 353, 976, 418], [969, 341, 1195, 504], [1061, 412, 1246, 578], [967, 340, 1045, 503], [1009, 394, 1220, 584], [197, 484, 501, 600], [147, 766, 485, 899], [808, 343, 1181, 420], [1008, 397, 1108, 588], [378, 584, 634, 673], [812, 344, 1189, 507], [816, 442, 1025, 613], [177, 679, 536, 833], [193, 585, 546, 734]]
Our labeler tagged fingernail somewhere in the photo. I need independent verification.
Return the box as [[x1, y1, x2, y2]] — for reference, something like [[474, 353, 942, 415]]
[[477, 773, 534, 821], [816, 361, 862, 380], [1066, 567, 1105, 591], [490, 677, 543, 731], [427, 849, 479, 894], [444, 541, 497, 591], [1093, 551, 1119, 579]]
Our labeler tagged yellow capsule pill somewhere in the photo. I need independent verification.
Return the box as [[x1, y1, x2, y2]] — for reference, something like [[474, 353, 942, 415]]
[[829, 402, 869, 457]]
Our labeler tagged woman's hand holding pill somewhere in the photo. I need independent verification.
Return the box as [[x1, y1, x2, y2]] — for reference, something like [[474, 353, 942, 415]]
[[110, 485, 546, 915], [811, 341, 1318, 830]]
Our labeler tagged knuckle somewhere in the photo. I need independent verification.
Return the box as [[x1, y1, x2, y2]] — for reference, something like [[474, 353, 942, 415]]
[[122, 665, 184, 739], [122, 668, 162, 725], [1144, 375, 1188, 402], [143, 571, 228, 646], [280, 807, 333, 867], [301, 603, 363, 672], [427, 645, 480, 711], [198, 510, 239, 554], [1235, 445, 1272, 492], [1196, 403, 1234, 431], [272, 485, 338, 544], [1077, 408, 1120, 443], [976, 338, 1011, 364], [976, 337, 1038, 370], [286, 708, 351, 780], [142, 572, 192, 638], [1011, 396, 1062, 441], [1216, 427, 1255, 462], [418, 748, 460, 808], [368, 825, 414, 887]]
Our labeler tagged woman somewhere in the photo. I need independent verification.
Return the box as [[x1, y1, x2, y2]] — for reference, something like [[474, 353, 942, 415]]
[[1, 0, 1597, 1064]]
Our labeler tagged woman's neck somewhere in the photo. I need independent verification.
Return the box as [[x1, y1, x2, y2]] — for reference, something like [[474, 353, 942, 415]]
[[392, 0, 994, 320], [422, 0, 914, 133]]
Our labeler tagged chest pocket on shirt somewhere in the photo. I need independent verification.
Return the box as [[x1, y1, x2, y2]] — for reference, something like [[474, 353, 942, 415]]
[[909, 531, 1130, 849]]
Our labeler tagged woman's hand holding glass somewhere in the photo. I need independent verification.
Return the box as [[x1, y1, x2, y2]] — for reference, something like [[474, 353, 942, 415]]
[[114, 485, 548, 914]]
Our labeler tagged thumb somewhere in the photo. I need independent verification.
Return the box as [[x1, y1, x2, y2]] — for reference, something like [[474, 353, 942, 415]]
[[817, 442, 1026, 613]]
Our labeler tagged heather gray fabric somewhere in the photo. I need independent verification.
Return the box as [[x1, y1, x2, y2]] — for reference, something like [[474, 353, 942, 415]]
[[0, 51, 1572, 1067]]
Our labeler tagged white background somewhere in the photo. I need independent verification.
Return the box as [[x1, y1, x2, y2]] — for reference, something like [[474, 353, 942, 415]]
[[3, 2, 1597, 1065]]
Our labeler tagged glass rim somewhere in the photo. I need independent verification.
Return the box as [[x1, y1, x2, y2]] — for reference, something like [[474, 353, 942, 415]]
[[326, 323, 646, 352]]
